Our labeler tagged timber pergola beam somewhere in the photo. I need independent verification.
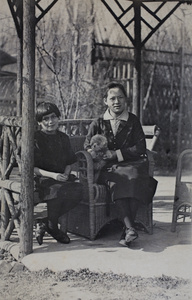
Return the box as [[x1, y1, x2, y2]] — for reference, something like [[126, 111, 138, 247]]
[[101, 0, 192, 120]]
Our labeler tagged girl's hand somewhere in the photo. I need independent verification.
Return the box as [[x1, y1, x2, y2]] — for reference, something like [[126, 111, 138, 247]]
[[34, 167, 69, 182], [53, 173, 69, 182], [103, 150, 116, 160]]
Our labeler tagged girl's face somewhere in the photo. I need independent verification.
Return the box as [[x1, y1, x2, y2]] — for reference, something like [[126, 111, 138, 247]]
[[104, 87, 127, 117], [38, 112, 59, 134]]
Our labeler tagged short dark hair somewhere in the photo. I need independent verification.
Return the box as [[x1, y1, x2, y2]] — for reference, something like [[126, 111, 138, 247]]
[[103, 81, 127, 99], [36, 102, 61, 122]]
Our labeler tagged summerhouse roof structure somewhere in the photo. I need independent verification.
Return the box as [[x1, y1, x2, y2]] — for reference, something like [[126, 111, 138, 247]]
[[101, 0, 192, 117]]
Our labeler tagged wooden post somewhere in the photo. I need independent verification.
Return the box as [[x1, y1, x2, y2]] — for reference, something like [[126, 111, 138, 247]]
[[17, 37, 23, 116], [177, 11, 185, 156], [19, 0, 35, 258], [1, 131, 10, 241], [132, 2, 142, 122]]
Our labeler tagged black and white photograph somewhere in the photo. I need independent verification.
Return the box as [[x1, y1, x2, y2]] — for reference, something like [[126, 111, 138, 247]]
[[0, 0, 192, 299]]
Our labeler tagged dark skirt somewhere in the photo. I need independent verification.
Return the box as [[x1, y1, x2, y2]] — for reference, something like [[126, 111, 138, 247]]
[[98, 158, 157, 204], [34, 176, 83, 214]]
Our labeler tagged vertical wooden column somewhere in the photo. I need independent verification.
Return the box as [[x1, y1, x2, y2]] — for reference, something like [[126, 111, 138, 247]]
[[177, 11, 185, 156], [132, 2, 142, 122], [1, 131, 10, 241], [19, 0, 35, 258], [17, 37, 23, 116]]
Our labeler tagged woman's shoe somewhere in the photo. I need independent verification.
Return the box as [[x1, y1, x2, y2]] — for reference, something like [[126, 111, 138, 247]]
[[35, 222, 46, 245], [55, 231, 70, 244], [46, 226, 70, 244]]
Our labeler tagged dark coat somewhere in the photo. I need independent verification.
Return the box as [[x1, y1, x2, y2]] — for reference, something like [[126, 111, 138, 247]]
[[84, 113, 147, 162], [84, 112, 157, 203]]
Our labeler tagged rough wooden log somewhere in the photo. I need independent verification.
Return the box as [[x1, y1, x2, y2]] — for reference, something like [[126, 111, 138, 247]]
[[3, 156, 17, 179], [4, 203, 21, 240], [1, 131, 10, 241], [4, 219, 15, 241], [19, 0, 35, 258], [4, 190, 21, 240], [0, 116, 22, 127], [6, 127, 22, 171], [0, 180, 21, 193]]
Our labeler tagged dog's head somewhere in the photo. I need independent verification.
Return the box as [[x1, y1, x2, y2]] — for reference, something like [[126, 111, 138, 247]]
[[90, 134, 108, 152]]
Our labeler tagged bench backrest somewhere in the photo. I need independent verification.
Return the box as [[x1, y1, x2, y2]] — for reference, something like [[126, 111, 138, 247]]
[[59, 120, 160, 153], [142, 125, 160, 151]]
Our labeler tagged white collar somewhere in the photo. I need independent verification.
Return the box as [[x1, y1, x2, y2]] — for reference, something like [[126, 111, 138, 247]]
[[103, 109, 129, 121]]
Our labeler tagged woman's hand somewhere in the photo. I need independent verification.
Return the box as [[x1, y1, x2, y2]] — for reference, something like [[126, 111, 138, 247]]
[[103, 150, 117, 161]]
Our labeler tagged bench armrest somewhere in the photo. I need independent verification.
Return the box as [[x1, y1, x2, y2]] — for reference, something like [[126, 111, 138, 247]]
[[146, 149, 157, 177], [75, 150, 95, 203], [75, 150, 94, 183]]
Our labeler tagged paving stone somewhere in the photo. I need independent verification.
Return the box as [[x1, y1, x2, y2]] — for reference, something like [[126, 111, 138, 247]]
[[0, 261, 13, 274], [11, 262, 25, 272], [0, 248, 5, 254]]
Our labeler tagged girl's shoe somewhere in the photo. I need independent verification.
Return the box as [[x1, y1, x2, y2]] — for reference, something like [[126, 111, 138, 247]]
[[119, 227, 138, 247], [35, 222, 46, 245], [56, 231, 70, 244], [46, 226, 70, 244], [125, 227, 138, 243]]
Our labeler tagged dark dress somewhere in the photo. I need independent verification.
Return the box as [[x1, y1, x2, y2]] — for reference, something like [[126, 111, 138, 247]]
[[84, 113, 157, 204], [34, 130, 82, 216]]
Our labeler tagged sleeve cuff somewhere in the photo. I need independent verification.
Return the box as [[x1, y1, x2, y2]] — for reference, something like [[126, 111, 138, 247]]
[[116, 149, 124, 162]]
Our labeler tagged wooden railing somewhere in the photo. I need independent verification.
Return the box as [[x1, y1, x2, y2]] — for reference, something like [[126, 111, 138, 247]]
[[0, 116, 22, 248], [59, 119, 92, 136]]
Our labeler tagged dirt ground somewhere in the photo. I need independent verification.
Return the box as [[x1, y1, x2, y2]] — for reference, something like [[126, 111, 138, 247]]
[[0, 249, 191, 300]]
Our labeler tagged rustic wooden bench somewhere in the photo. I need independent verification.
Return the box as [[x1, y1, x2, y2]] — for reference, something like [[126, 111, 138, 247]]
[[0, 118, 160, 241]]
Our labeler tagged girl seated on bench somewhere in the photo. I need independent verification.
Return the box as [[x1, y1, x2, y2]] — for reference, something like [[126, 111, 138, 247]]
[[34, 102, 82, 245], [84, 82, 157, 247]]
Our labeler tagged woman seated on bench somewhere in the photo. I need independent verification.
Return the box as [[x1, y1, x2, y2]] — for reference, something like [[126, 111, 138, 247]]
[[84, 82, 157, 247], [34, 102, 82, 245]]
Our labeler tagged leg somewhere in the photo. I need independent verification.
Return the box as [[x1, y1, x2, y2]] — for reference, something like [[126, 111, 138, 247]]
[[129, 197, 139, 224], [115, 198, 132, 227], [46, 199, 70, 244], [115, 198, 139, 247], [35, 199, 70, 245], [115, 198, 139, 227], [46, 198, 61, 231]]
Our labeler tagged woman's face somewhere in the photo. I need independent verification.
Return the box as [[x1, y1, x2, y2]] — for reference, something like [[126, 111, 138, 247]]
[[38, 112, 59, 134], [104, 87, 127, 117]]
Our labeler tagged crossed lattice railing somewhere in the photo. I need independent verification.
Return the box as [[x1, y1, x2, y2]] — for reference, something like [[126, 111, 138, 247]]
[[0, 116, 22, 241]]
